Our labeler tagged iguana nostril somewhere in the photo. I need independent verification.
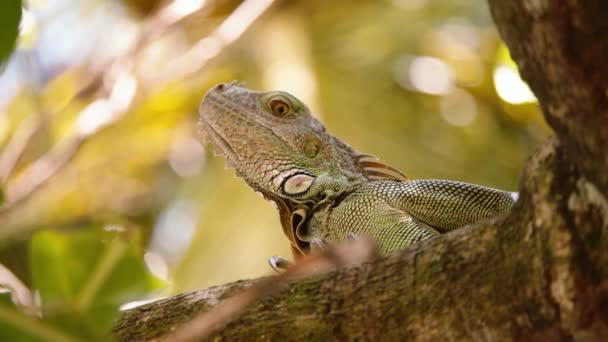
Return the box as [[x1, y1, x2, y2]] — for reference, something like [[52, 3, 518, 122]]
[[215, 83, 225, 92]]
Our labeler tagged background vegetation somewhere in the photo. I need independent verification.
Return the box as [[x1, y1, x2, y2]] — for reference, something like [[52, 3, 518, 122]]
[[0, 0, 546, 339]]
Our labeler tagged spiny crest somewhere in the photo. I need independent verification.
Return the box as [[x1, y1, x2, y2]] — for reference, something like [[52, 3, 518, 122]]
[[356, 154, 408, 182], [228, 80, 246, 87]]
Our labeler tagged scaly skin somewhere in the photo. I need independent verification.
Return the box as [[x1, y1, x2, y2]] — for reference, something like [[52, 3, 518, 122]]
[[198, 82, 516, 255]]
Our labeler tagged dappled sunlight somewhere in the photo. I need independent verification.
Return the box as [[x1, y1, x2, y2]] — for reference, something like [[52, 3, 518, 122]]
[[166, 0, 207, 18], [391, 0, 428, 11], [163, 0, 276, 80], [493, 65, 537, 104], [17, 8, 37, 50], [408, 56, 454, 95], [260, 12, 318, 114], [75, 100, 115, 135], [169, 135, 206, 178], [144, 250, 170, 281], [151, 200, 197, 266], [440, 88, 477, 127]]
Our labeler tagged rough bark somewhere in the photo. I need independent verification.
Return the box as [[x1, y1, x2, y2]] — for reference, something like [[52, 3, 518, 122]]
[[114, 1, 608, 340]]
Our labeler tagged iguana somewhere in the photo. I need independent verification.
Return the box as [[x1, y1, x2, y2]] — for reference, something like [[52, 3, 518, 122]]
[[198, 81, 516, 263]]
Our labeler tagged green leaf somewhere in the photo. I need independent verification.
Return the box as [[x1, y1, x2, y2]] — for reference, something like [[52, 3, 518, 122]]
[[0, 0, 21, 65], [0, 291, 15, 306], [496, 43, 517, 69], [0, 292, 34, 342], [0, 292, 78, 342], [30, 227, 163, 340]]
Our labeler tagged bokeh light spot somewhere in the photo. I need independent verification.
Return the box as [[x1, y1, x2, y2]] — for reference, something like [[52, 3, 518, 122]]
[[409, 56, 453, 95], [169, 136, 206, 177], [18, 8, 38, 50], [493, 65, 537, 104], [150, 200, 197, 265], [110, 71, 137, 112], [144, 251, 169, 280], [440, 88, 477, 127], [76, 100, 114, 135], [167, 0, 206, 17], [392, 0, 428, 10]]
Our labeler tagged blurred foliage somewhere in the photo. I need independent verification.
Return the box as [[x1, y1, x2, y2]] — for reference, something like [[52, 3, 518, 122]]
[[0, 0, 21, 65], [0, 227, 161, 340], [0, 0, 548, 339], [30, 228, 162, 339]]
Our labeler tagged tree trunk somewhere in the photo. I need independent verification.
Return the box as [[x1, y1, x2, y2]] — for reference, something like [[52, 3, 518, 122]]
[[114, 1, 608, 340]]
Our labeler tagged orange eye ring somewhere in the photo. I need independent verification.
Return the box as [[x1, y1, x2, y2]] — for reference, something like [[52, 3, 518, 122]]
[[270, 99, 291, 117]]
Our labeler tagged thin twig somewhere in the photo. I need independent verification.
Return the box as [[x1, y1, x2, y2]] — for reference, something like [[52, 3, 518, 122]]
[[1, 136, 83, 211], [0, 115, 45, 183], [156, 0, 277, 83]]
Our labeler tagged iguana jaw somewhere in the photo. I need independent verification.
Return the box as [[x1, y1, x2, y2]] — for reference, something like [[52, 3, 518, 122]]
[[198, 113, 237, 165]]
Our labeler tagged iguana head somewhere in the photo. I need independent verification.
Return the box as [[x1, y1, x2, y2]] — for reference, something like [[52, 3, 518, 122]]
[[199, 81, 372, 203]]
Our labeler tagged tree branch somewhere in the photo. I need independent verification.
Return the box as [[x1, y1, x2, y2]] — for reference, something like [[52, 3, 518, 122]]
[[114, 138, 607, 340]]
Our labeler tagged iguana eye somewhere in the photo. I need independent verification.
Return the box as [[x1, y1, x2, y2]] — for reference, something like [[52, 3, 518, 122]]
[[270, 99, 291, 117]]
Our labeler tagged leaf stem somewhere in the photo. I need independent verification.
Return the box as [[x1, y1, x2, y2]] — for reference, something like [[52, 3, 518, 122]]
[[74, 238, 128, 312], [0, 303, 79, 342]]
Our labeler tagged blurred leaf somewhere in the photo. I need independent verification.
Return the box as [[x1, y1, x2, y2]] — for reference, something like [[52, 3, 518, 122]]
[[0, 290, 16, 306], [0, 0, 21, 65], [30, 227, 163, 340], [0, 292, 77, 342], [0, 291, 15, 305], [0, 296, 40, 342], [496, 43, 518, 69]]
